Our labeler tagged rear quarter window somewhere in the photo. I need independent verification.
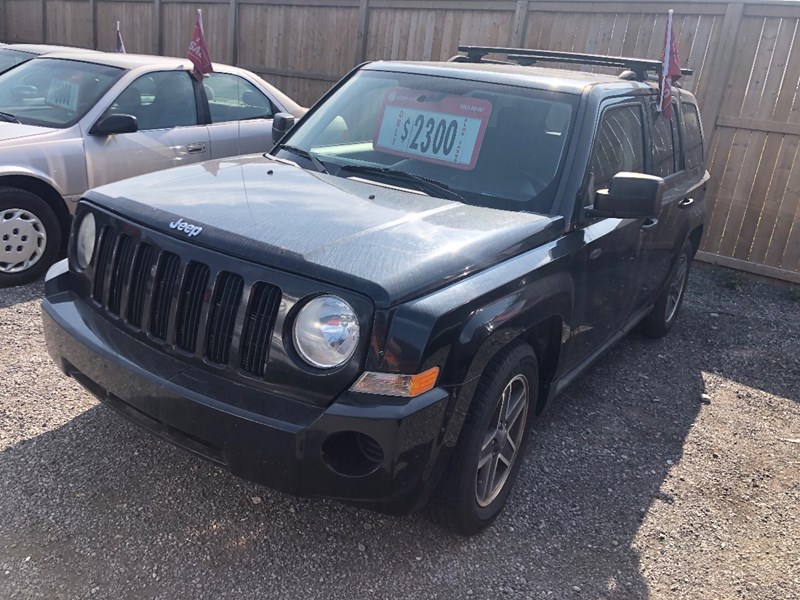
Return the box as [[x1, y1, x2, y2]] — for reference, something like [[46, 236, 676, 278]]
[[681, 103, 703, 170]]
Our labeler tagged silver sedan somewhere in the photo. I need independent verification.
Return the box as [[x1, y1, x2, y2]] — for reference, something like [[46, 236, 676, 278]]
[[0, 52, 304, 286]]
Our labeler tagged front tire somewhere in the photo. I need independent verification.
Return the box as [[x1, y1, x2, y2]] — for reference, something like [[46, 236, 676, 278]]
[[429, 343, 538, 535], [639, 238, 692, 338], [0, 187, 62, 288]]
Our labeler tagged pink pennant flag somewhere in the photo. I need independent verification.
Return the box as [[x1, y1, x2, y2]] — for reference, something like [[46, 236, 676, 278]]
[[659, 9, 683, 120], [187, 9, 213, 81]]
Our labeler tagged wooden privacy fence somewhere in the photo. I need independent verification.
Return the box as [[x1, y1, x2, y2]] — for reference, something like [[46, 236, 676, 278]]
[[1, 0, 799, 284]]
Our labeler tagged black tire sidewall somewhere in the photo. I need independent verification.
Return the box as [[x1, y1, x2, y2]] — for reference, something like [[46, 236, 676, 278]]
[[435, 343, 539, 534], [640, 238, 693, 338], [0, 188, 62, 287]]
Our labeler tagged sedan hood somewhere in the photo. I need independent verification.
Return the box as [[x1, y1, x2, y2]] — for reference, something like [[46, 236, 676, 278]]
[[0, 121, 59, 142], [87, 155, 564, 306]]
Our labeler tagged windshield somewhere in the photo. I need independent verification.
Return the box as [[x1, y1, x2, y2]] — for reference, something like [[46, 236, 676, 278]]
[[0, 58, 123, 128], [0, 49, 35, 74], [278, 69, 578, 214]]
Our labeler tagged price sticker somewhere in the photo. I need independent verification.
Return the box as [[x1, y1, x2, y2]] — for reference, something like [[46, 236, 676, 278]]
[[373, 88, 492, 170], [46, 79, 80, 111]]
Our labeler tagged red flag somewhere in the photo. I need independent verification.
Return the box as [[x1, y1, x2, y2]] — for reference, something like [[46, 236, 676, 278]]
[[659, 10, 682, 120], [187, 9, 213, 81]]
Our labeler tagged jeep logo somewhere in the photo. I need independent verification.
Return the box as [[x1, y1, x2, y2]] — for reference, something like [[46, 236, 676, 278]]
[[168, 217, 203, 237]]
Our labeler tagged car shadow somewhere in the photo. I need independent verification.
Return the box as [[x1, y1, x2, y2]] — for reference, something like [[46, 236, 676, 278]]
[[0, 268, 793, 599]]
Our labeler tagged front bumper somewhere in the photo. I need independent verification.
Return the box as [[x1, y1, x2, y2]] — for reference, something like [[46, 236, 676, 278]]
[[42, 263, 451, 513]]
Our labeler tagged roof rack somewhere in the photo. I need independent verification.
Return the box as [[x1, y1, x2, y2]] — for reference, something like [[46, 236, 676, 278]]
[[454, 46, 693, 81]]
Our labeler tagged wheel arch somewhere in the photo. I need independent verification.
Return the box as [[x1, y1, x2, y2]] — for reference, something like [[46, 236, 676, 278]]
[[0, 175, 71, 251]]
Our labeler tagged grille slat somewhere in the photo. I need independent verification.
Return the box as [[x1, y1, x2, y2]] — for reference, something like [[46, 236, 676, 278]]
[[240, 282, 281, 377], [92, 227, 115, 303], [107, 234, 134, 316], [88, 223, 284, 377], [127, 244, 155, 327], [175, 261, 210, 353], [206, 272, 244, 364], [150, 252, 181, 340]]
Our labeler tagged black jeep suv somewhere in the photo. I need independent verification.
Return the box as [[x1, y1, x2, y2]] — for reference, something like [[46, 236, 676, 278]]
[[42, 47, 709, 535]]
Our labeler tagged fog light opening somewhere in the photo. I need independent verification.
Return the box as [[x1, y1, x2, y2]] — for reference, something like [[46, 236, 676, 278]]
[[321, 431, 384, 478]]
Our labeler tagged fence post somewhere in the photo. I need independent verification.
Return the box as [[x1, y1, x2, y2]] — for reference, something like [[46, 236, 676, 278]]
[[698, 0, 745, 154], [151, 0, 164, 56], [355, 0, 370, 64], [89, 0, 97, 49], [228, 0, 238, 65], [40, 0, 46, 42], [510, 0, 529, 47]]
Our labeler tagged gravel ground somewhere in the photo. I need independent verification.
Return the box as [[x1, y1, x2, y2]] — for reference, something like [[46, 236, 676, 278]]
[[0, 265, 798, 600]]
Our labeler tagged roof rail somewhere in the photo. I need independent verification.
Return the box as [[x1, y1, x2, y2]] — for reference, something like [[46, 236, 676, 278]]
[[455, 46, 693, 80]]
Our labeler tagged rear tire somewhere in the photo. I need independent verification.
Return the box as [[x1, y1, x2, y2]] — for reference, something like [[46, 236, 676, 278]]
[[0, 187, 62, 288], [428, 343, 538, 535], [639, 238, 692, 338]]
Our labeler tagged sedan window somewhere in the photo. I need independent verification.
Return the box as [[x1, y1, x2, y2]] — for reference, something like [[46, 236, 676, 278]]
[[203, 72, 274, 123], [0, 48, 35, 74], [0, 58, 122, 128], [102, 71, 198, 131]]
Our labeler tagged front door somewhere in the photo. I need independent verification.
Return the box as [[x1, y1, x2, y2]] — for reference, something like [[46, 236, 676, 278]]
[[566, 101, 650, 369], [83, 70, 210, 189], [202, 72, 275, 159]]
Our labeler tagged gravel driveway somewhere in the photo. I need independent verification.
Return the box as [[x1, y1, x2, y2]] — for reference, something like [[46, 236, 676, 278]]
[[1, 266, 798, 600]]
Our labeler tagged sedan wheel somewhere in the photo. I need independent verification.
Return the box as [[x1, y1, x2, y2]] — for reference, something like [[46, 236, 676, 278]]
[[0, 208, 48, 274], [0, 187, 62, 288]]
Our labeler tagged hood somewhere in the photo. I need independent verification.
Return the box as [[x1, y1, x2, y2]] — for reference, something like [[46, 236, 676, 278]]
[[0, 121, 59, 143], [87, 155, 564, 306]]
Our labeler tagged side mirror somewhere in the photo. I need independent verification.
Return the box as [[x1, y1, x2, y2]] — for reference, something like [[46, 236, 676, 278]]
[[90, 114, 138, 136], [272, 112, 296, 143], [588, 172, 664, 219]]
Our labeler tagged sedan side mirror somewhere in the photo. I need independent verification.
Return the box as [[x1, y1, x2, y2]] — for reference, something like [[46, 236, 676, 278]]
[[90, 114, 138, 136], [272, 112, 296, 143], [588, 172, 664, 219]]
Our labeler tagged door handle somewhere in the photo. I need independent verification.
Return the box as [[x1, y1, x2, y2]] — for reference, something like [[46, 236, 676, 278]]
[[186, 142, 207, 154], [640, 218, 659, 230], [679, 197, 694, 208]]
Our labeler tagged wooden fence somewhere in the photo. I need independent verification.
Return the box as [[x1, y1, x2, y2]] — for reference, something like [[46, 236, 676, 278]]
[[0, 0, 799, 283]]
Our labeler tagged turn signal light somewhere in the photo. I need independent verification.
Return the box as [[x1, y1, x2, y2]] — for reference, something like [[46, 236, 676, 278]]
[[350, 366, 440, 398]]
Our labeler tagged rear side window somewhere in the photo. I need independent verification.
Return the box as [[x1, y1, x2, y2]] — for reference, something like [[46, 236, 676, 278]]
[[682, 104, 703, 170], [651, 104, 682, 177], [591, 104, 645, 191], [203, 72, 274, 124]]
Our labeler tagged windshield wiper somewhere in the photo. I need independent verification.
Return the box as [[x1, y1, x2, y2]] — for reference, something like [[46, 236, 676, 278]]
[[337, 165, 465, 203], [0, 111, 20, 123], [275, 144, 329, 174]]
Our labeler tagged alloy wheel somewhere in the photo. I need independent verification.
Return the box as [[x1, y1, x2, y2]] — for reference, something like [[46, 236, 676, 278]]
[[475, 373, 529, 507]]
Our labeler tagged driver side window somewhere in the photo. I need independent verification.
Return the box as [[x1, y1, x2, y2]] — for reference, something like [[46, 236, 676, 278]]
[[590, 104, 645, 192], [101, 71, 198, 131]]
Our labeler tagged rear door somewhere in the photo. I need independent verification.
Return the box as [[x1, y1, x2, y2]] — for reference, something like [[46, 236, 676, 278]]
[[202, 72, 275, 159], [83, 70, 210, 188], [639, 99, 692, 302]]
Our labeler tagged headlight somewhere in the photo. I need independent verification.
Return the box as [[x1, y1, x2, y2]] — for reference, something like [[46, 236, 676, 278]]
[[293, 295, 359, 369], [75, 212, 96, 269]]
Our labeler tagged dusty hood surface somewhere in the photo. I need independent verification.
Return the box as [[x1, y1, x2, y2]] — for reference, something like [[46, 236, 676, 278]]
[[0, 121, 59, 143], [86, 155, 564, 306]]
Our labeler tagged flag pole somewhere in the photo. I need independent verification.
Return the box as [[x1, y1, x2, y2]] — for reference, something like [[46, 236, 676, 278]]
[[658, 9, 673, 114]]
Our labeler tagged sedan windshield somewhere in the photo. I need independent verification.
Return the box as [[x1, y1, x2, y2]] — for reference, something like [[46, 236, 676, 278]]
[[0, 48, 35, 74], [277, 69, 578, 214], [0, 58, 123, 128]]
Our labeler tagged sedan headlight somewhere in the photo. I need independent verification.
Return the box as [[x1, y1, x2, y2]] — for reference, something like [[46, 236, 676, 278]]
[[75, 212, 96, 269], [293, 295, 359, 369]]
